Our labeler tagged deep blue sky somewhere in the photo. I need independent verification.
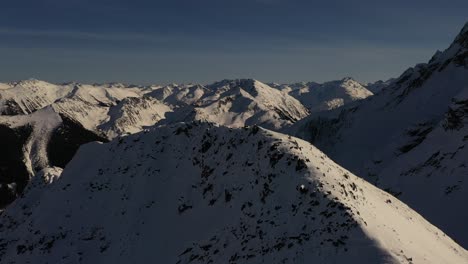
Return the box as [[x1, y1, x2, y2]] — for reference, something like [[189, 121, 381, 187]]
[[0, 0, 467, 85]]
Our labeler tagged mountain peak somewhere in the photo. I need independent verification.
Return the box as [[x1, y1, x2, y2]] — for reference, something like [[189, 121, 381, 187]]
[[207, 78, 261, 92], [226, 78, 258, 85], [321, 77, 363, 88], [10, 78, 50, 87], [461, 21, 468, 35], [454, 21, 468, 47], [340, 77, 357, 82]]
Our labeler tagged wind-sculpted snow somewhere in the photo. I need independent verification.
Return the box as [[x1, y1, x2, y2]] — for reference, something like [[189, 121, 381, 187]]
[[0, 80, 73, 115], [289, 21, 468, 246], [0, 123, 466, 264]]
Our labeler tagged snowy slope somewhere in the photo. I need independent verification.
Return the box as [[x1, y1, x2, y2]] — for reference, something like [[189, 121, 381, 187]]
[[46, 82, 146, 134], [0, 78, 310, 137], [372, 93, 468, 248], [147, 83, 210, 107], [0, 108, 62, 202], [66, 83, 143, 106], [0, 80, 172, 139], [365, 78, 396, 94], [0, 79, 73, 115], [51, 97, 109, 133], [268, 82, 320, 94], [288, 22, 468, 246], [0, 83, 11, 90], [0, 108, 62, 173], [162, 79, 310, 130], [98, 96, 171, 138], [0, 79, 309, 208], [287, 78, 373, 112], [0, 122, 466, 264], [0, 107, 106, 207], [0, 81, 172, 207]]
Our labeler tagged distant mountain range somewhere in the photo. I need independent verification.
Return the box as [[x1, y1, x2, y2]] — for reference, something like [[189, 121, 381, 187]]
[[270, 77, 374, 112], [0, 21, 467, 264], [0, 76, 374, 207]]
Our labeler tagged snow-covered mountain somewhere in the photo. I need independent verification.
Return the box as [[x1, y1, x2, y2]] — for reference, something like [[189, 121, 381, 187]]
[[268, 82, 320, 94], [97, 96, 172, 138], [162, 79, 310, 130], [0, 81, 173, 206], [288, 22, 468, 247], [0, 123, 466, 263], [0, 78, 312, 208], [1, 21, 467, 261], [365, 78, 396, 94], [0, 78, 309, 136], [272, 78, 373, 112], [0, 107, 107, 207], [0, 79, 74, 115], [147, 83, 210, 107]]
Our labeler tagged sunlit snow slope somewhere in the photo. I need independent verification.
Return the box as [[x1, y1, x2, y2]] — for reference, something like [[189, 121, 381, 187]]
[[289, 22, 468, 247], [0, 123, 466, 264]]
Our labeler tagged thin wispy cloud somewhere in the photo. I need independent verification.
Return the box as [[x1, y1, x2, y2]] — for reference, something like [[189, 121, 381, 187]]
[[0, 0, 466, 84], [0, 28, 173, 43]]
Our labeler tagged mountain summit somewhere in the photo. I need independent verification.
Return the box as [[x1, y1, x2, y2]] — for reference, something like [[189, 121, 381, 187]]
[[161, 79, 310, 130], [287, 77, 373, 112]]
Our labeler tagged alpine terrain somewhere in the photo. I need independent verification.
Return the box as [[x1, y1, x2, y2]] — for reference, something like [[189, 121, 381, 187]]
[[289, 22, 468, 247], [0, 123, 466, 263], [270, 78, 373, 112], [0, 18, 467, 264], [0, 79, 312, 207]]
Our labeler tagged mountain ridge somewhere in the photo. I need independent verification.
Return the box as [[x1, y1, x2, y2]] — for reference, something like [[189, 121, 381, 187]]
[[0, 122, 466, 263], [288, 21, 468, 247]]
